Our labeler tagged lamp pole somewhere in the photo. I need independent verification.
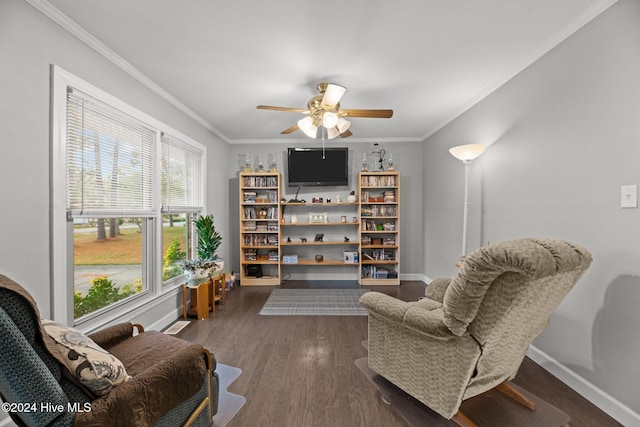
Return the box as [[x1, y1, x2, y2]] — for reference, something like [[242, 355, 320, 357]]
[[461, 159, 471, 258], [448, 144, 486, 262]]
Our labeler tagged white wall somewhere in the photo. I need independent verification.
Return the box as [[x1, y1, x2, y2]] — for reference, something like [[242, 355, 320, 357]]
[[0, 1, 229, 325], [422, 1, 640, 424]]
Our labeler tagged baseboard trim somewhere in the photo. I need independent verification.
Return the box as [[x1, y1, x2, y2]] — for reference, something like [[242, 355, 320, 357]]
[[527, 345, 640, 427]]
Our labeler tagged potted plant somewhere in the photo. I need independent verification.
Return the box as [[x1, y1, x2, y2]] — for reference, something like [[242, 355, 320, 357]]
[[182, 214, 223, 280]]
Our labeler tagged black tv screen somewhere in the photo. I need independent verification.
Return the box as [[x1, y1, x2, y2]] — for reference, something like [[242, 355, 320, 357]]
[[287, 147, 349, 187]]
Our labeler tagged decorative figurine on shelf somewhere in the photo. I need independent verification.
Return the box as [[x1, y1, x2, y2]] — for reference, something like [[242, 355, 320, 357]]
[[300, 237, 307, 242], [240, 154, 252, 172], [373, 143, 386, 171], [314, 233, 324, 242], [344, 236, 350, 242], [287, 237, 292, 243], [347, 191, 357, 203], [361, 152, 368, 172], [268, 152, 278, 172], [315, 255, 324, 263], [255, 154, 265, 172]]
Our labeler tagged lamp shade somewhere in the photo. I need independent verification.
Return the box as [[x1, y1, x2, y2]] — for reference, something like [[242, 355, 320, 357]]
[[321, 84, 347, 108], [322, 111, 339, 128], [298, 116, 317, 138], [326, 126, 340, 139], [337, 117, 351, 133], [449, 144, 485, 162]]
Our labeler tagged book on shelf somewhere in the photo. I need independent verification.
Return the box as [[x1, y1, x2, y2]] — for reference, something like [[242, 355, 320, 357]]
[[383, 190, 396, 202], [242, 175, 279, 188], [244, 249, 257, 261], [243, 191, 257, 203], [360, 175, 396, 187], [244, 233, 279, 246], [361, 265, 393, 279]]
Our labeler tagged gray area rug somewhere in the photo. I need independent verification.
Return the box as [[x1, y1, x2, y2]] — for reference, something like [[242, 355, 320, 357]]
[[259, 288, 368, 316], [213, 363, 246, 427]]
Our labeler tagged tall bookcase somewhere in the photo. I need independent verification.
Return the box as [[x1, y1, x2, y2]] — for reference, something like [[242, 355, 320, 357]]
[[359, 171, 400, 285], [239, 172, 281, 286]]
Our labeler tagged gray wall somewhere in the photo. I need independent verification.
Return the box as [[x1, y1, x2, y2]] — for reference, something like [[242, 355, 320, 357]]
[[423, 0, 640, 421], [0, 0, 229, 329], [226, 142, 425, 281]]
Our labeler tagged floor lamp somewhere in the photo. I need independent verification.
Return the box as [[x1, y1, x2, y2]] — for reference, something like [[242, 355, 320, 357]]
[[449, 144, 486, 261]]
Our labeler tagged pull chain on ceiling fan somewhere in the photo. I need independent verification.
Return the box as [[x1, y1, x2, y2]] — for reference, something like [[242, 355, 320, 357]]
[[257, 83, 393, 139]]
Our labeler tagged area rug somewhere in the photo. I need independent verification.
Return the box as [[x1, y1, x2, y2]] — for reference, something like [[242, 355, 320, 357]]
[[214, 363, 246, 427], [259, 288, 368, 316]]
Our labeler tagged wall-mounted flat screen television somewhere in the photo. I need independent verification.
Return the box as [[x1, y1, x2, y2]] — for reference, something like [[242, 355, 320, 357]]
[[287, 147, 349, 187]]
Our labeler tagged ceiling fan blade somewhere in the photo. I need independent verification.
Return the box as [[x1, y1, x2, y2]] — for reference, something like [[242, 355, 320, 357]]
[[281, 124, 299, 135], [341, 109, 393, 118], [321, 84, 347, 108], [340, 129, 353, 138], [257, 105, 309, 114]]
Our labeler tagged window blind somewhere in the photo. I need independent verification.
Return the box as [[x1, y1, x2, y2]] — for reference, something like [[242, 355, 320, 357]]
[[66, 88, 157, 217], [161, 132, 203, 213]]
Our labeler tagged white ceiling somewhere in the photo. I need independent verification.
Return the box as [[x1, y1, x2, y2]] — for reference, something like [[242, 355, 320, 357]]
[[41, 0, 616, 144]]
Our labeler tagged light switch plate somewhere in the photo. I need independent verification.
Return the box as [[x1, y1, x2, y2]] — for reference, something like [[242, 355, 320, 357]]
[[621, 185, 637, 208]]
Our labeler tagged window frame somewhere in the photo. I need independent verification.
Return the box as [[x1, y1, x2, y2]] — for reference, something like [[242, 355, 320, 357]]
[[51, 66, 206, 329]]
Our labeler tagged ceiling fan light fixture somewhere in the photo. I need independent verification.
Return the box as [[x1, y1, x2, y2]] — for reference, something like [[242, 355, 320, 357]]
[[322, 111, 339, 129], [321, 84, 347, 108], [326, 126, 340, 139], [298, 116, 317, 138], [337, 117, 351, 133], [258, 83, 393, 139]]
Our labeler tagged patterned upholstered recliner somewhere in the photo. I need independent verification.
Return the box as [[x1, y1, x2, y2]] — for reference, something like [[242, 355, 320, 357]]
[[360, 238, 592, 427], [0, 274, 219, 427]]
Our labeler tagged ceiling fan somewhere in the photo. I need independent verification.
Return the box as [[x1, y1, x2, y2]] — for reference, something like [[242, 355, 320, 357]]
[[256, 83, 393, 139]]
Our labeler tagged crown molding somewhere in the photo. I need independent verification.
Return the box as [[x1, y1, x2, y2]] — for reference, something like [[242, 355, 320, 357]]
[[24, 0, 230, 144], [229, 136, 423, 145]]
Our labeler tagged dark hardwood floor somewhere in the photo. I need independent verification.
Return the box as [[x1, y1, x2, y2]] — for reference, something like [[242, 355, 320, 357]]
[[176, 280, 621, 427]]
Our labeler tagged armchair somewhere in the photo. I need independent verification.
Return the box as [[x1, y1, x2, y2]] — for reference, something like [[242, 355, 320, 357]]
[[360, 238, 592, 427], [0, 274, 219, 427]]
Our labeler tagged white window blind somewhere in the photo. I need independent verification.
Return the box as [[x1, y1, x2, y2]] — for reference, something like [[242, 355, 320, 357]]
[[66, 88, 157, 217], [161, 132, 203, 213]]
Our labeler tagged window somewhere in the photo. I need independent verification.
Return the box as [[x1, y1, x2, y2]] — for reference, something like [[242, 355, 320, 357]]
[[52, 66, 205, 326], [160, 133, 203, 286]]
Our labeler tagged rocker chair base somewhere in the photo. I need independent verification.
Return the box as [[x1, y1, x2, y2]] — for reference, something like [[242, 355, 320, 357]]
[[355, 357, 570, 427]]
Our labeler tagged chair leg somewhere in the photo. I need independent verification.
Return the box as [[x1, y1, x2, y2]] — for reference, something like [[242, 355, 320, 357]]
[[496, 381, 536, 411], [451, 411, 477, 427]]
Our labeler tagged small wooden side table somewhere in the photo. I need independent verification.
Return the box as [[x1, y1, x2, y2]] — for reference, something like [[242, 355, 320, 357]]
[[182, 279, 210, 320], [208, 273, 226, 312]]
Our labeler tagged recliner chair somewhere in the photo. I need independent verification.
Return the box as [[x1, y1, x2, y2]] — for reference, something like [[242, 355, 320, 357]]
[[0, 274, 219, 427], [360, 238, 592, 427]]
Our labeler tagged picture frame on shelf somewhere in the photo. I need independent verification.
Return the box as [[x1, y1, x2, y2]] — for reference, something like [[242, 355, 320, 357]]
[[309, 212, 328, 223]]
